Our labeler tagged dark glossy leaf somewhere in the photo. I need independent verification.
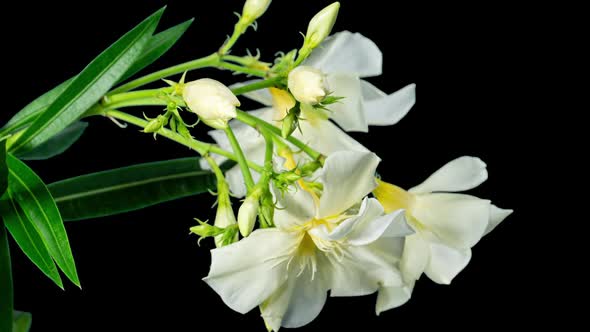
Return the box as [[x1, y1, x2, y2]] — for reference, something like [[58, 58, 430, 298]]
[[12, 311, 32, 332], [118, 18, 194, 83], [1, 140, 7, 197], [0, 78, 74, 137], [0, 224, 13, 332], [16, 122, 88, 160], [6, 154, 79, 287], [1, 191, 63, 289], [10, 8, 164, 153], [48, 157, 218, 221]]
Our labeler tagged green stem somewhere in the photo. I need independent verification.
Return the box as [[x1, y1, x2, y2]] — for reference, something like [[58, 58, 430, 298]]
[[231, 77, 283, 96], [101, 110, 263, 172], [222, 54, 252, 66], [224, 126, 255, 191], [218, 61, 267, 77], [235, 110, 323, 162], [219, 21, 248, 55], [109, 53, 220, 94]]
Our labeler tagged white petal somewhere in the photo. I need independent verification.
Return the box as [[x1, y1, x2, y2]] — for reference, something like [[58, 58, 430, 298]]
[[230, 80, 273, 106], [346, 205, 409, 246], [310, 197, 380, 241], [409, 156, 488, 194], [273, 184, 317, 230], [400, 233, 430, 282], [329, 246, 402, 297], [281, 263, 328, 328], [304, 31, 382, 78], [362, 82, 416, 126], [424, 243, 472, 285], [485, 204, 513, 236], [413, 193, 491, 249], [296, 120, 369, 156], [203, 229, 299, 314], [318, 151, 380, 218], [375, 281, 414, 315], [326, 73, 368, 132]]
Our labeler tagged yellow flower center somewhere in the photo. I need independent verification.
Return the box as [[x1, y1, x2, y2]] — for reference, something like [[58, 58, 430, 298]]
[[373, 179, 416, 213]]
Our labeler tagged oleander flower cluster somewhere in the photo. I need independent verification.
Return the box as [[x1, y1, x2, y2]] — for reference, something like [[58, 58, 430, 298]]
[[181, 1, 513, 331], [0, 1, 512, 329]]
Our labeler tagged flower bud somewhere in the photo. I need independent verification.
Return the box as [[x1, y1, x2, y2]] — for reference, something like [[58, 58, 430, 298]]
[[183, 78, 240, 129], [242, 0, 272, 26], [288, 66, 328, 105], [237, 190, 262, 237], [143, 117, 164, 133], [258, 192, 274, 228], [304, 2, 340, 50], [213, 180, 238, 247], [281, 110, 300, 139]]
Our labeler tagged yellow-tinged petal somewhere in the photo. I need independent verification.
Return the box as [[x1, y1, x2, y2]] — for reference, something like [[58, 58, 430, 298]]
[[373, 179, 415, 214]]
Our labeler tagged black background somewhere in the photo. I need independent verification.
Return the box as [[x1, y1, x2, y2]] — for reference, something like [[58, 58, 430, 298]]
[[2, 0, 545, 330]]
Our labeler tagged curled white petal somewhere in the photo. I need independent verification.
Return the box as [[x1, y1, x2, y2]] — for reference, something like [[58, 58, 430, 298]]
[[362, 81, 416, 127], [203, 229, 299, 314], [304, 31, 382, 78], [412, 193, 491, 249], [318, 151, 380, 218], [326, 73, 368, 132], [409, 156, 488, 194], [424, 243, 472, 285], [485, 204, 513, 236], [375, 281, 414, 315]]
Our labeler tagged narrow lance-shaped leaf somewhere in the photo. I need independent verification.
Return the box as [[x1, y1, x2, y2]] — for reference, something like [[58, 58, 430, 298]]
[[13, 311, 32, 332], [16, 121, 88, 160], [10, 7, 165, 153], [1, 190, 64, 289], [48, 157, 221, 221], [0, 78, 74, 136], [1, 17, 191, 138], [1, 140, 7, 197], [118, 18, 195, 83], [6, 154, 79, 287], [0, 224, 14, 332]]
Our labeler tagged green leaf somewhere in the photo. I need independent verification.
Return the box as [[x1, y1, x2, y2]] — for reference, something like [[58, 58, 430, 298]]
[[0, 78, 74, 137], [48, 157, 218, 221], [6, 154, 79, 287], [0, 224, 13, 332], [118, 18, 194, 83], [12, 311, 32, 332], [1, 191, 64, 289], [16, 122, 88, 160], [10, 7, 165, 153], [1, 140, 7, 197]]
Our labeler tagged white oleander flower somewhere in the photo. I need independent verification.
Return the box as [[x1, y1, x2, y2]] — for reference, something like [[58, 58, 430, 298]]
[[288, 66, 329, 105], [183, 78, 240, 129], [372, 156, 513, 314], [205, 31, 417, 197], [203, 151, 412, 331]]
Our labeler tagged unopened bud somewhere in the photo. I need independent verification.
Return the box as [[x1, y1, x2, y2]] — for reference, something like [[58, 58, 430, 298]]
[[242, 0, 272, 26], [281, 106, 300, 138], [183, 78, 240, 129], [237, 189, 262, 237], [258, 191, 275, 228], [304, 2, 340, 50], [143, 114, 168, 133], [288, 66, 328, 105]]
